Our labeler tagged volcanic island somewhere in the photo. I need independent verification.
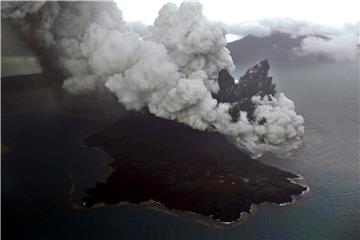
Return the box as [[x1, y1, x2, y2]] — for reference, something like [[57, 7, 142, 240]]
[[82, 60, 307, 223]]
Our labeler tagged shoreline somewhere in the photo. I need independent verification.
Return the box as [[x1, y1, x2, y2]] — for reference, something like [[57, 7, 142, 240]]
[[77, 113, 309, 226], [69, 176, 307, 229], [73, 143, 309, 228]]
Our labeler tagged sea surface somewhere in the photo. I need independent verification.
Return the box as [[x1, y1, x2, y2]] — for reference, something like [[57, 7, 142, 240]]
[[2, 61, 359, 239]]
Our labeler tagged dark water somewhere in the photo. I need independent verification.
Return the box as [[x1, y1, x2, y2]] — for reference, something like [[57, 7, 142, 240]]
[[2, 62, 359, 239]]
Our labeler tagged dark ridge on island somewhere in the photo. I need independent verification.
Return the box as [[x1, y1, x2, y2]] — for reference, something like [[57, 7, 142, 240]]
[[83, 111, 307, 223], [1, 72, 63, 91], [215, 59, 276, 121], [227, 32, 303, 65]]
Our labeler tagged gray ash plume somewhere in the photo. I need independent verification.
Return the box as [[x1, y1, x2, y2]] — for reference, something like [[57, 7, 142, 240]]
[[2, 1, 304, 157]]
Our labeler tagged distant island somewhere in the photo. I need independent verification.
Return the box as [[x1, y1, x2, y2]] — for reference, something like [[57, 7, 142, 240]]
[[83, 111, 307, 223]]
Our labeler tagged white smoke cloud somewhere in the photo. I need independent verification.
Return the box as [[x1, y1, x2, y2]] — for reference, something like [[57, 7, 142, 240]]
[[146, 2, 234, 81], [228, 18, 337, 38], [247, 94, 304, 157], [127, 21, 149, 37], [228, 18, 358, 62], [292, 24, 358, 62], [1, 1, 305, 158]]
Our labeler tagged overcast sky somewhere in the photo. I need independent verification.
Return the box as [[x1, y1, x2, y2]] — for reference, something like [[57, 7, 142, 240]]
[[2, 0, 358, 77], [115, 0, 360, 26]]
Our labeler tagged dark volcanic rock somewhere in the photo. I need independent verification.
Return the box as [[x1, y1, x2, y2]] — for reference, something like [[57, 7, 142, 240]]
[[215, 60, 276, 121], [83, 112, 306, 223], [217, 60, 276, 102]]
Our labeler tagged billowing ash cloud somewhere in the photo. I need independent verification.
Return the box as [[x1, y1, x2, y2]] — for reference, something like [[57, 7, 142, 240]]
[[1, 1, 45, 18], [2, 1, 304, 158], [228, 18, 358, 62], [145, 3, 234, 80]]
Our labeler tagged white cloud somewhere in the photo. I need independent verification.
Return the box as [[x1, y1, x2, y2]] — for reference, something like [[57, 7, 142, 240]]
[[293, 34, 357, 62], [228, 18, 358, 62]]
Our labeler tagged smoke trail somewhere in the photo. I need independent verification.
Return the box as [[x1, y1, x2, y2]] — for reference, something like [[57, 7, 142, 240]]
[[1, 1, 304, 158]]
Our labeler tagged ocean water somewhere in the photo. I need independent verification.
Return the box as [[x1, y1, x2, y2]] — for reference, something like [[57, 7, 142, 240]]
[[2, 61, 359, 239]]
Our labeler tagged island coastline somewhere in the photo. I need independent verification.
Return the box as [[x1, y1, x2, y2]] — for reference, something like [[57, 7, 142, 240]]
[[80, 112, 308, 224]]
